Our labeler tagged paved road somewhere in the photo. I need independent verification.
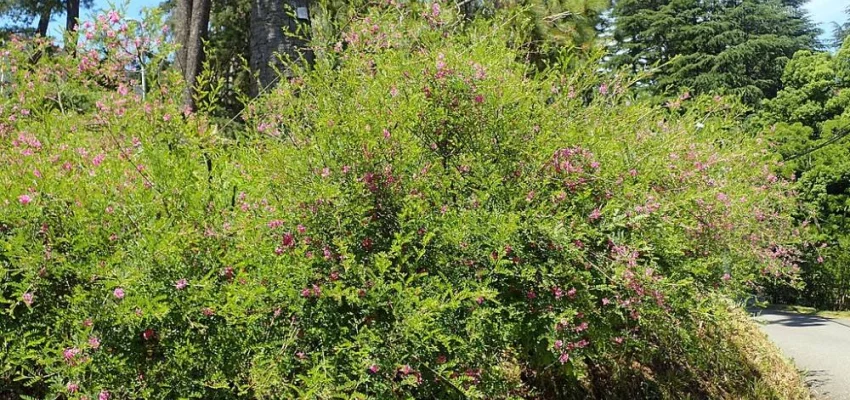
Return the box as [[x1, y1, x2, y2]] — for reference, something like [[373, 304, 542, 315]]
[[753, 309, 850, 400]]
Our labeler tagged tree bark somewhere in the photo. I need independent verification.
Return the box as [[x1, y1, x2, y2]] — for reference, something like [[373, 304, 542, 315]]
[[36, 8, 51, 37], [174, 0, 192, 74], [249, 0, 313, 96], [65, 0, 81, 56], [174, 0, 211, 110], [65, 0, 80, 31]]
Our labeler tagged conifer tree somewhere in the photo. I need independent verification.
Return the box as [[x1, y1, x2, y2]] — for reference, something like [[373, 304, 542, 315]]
[[610, 0, 819, 103]]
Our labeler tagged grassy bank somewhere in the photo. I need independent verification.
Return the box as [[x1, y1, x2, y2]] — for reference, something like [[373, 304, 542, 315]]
[[724, 307, 812, 400]]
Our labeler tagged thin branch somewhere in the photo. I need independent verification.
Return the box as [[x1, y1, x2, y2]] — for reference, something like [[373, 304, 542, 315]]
[[785, 128, 850, 161]]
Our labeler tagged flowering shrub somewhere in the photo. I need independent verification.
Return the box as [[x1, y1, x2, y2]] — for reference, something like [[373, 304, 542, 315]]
[[1, 3, 801, 399]]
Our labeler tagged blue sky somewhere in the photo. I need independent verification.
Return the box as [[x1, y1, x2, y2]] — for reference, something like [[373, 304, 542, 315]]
[[4, 0, 849, 44], [807, 0, 848, 37]]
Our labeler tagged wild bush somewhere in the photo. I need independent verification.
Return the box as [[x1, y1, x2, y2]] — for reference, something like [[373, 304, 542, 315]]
[[0, 3, 801, 399]]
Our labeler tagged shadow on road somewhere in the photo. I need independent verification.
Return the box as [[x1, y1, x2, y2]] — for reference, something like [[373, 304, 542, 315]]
[[749, 309, 830, 327], [763, 315, 829, 327], [804, 369, 831, 389]]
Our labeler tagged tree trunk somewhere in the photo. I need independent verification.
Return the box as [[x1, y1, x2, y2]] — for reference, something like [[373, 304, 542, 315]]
[[249, 0, 313, 96], [65, 0, 80, 31], [174, 0, 192, 74], [174, 0, 211, 110], [36, 8, 51, 37], [65, 0, 81, 56]]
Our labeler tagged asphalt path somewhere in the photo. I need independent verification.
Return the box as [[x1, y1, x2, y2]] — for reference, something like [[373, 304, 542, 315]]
[[753, 309, 850, 400]]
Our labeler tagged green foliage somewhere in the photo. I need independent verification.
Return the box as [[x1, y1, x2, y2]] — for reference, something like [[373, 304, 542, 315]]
[[0, 3, 804, 399], [759, 37, 850, 309], [517, 0, 610, 49], [610, 0, 820, 104]]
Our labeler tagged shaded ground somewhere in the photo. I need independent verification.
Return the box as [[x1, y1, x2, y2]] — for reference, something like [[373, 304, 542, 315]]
[[753, 308, 850, 400]]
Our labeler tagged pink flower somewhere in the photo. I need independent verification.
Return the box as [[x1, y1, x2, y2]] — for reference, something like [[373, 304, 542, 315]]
[[589, 208, 602, 221], [67, 382, 79, 393], [554, 340, 563, 349], [175, 279, 188, 290], [297, 224, 306, 234], [559, 353, 570, 364], [92, 153, 106, 167], [88, 336, 100, 349], [107, 10, 120, 23], [817, 256, 824, 264], [574, 322, 588, 332], [99, 389, 110, 400], [282, 232, 295, 248], [142, 329, 155, 340], [22, 292, 33, 306], [721, 273, 731, 282], [18, 194, 32, 205], [63, 347, 80, 364], [476, 296, 484, 305], [552, 287, 563, 299], [113, 288, 125, 299], [383, 128, 391, 139], [368, 364, 380, 374]]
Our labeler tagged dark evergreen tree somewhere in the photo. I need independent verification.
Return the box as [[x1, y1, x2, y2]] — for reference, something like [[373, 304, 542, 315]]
[[609, 0, 820, 103]]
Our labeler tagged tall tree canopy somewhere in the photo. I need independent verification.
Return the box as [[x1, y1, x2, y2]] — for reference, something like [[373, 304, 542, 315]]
[[609, 0, 819, 103], [758, 38, 850, 308]]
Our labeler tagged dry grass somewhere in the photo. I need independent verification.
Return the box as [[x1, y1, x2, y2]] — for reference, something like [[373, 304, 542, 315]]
[[720, 306, 813, 400]]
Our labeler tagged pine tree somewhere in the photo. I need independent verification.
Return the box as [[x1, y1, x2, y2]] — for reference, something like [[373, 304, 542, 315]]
[[610, 0, 820, 103]]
